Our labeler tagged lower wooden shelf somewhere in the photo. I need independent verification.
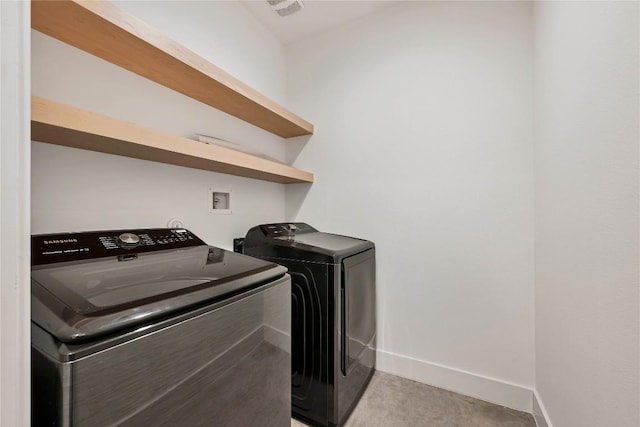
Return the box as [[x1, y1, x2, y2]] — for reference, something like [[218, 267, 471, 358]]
[[31, 97, 313, 184]]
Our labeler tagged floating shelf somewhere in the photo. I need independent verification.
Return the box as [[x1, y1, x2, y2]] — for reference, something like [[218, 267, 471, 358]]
[[31, 0, 314, 138], [31, 97, 314, 184]]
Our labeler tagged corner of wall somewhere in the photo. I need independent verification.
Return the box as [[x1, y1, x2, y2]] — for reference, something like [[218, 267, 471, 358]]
[[533, 390, 553, 427]]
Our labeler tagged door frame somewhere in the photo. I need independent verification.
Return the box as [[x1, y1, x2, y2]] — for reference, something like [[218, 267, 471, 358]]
[[1, 1, 31, 425]]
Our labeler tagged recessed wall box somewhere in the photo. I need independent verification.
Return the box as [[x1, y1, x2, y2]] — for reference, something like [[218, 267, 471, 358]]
[[210, 189, 232, 214]]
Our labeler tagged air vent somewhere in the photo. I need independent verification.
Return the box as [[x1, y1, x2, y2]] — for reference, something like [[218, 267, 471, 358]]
[[267, 0, 304, 17]]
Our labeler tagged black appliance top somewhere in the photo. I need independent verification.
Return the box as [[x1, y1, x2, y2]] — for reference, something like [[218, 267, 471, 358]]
[[31, 228, 286, 342], [243, 223, 374, 263]]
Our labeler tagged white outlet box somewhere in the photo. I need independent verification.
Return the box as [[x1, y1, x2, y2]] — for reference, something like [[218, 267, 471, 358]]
[[210, 189, 232, 214]]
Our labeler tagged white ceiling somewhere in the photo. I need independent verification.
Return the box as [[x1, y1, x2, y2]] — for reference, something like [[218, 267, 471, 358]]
[[242, 0, 400, 45]]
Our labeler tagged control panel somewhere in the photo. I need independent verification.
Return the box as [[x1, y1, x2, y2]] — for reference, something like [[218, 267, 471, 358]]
[[32, 228, 207, 266], [260, 223, 317, 238]]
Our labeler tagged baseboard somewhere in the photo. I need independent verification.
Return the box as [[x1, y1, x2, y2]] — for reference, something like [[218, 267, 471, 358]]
[[533, 389, 553, 427], [376, 349, 534, 413], [263, 324, 290, 353]]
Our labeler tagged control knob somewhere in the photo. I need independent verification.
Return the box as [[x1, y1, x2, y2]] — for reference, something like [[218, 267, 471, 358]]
[[118, 233, 140, 248], [284, 224, 298, 233]]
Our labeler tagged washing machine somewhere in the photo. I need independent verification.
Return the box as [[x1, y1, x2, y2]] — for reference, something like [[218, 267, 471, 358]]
[[31, 228, 291, 427], [241, 223, 376, 427]]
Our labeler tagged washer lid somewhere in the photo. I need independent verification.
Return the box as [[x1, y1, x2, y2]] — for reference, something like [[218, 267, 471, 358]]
[[31, 232, 286, 342]]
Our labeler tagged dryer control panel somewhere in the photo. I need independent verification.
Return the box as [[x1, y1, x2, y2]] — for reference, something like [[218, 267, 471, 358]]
[[260, 222, 317, 237]]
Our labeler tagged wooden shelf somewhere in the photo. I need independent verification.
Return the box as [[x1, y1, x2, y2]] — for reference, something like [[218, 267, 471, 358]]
[[31, 0, 314, 138], [31, 97, 314, 184]]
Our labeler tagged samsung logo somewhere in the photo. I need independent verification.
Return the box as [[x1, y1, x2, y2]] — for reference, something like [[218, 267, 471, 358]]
[[44, 239, 78, 245]]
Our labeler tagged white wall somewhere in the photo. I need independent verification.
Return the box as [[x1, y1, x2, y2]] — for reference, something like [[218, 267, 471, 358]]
[[1, 2, 31, 424], [533, 2, 640, 426], [286, 1, 535, 408], [31, 1, 290, 248]]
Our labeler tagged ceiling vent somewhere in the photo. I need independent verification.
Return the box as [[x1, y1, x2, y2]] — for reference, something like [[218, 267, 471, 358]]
[[267, 0, 304, 17]]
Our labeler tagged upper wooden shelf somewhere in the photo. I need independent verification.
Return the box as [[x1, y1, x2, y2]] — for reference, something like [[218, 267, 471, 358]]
[[31, 97, 314, 184], [31, 0, 314, 138]]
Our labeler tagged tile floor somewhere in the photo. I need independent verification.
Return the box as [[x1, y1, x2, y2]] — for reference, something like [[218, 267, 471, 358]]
[[291, 371, 536, 427]]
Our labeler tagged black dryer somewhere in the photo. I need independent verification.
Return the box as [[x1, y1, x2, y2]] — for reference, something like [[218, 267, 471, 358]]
[[242, 222, 376, 427]]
